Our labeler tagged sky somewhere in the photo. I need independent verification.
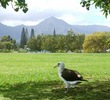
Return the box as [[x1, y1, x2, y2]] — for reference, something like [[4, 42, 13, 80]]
[[1, 0, 110, 27]]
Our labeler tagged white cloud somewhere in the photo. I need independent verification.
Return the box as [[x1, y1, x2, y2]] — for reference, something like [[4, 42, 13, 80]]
[[0, 0, 110, 26]]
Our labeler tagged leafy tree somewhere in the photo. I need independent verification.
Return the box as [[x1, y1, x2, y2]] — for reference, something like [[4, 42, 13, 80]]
[[41, 35, 54, 52], [107, 38, 110, 48], [36, 35, 42, 51], [2, 42, 13, 50], [1, 35, 12, 42], [83, 32, 110, 53], [0, 42, 3, 49], [65, 29, 85, 52], [0, 35, 16, 51], [0, 0, 28, 13], [65, 30, 74, 51], [80, 0, 110, 18], [74, 34, 85, 52], [27, 37, 37, 51], [55, 34, 66, 52]]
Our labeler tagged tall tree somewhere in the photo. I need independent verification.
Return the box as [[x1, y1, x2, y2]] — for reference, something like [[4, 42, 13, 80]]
[[25, 28, 29, 43], [36, 35, 42, 51], [65, 29, 76, 52], [55, 34, 66, 52], [76, 34, 85, 51], [30, 29, 35, 39], [53, 28, 56, 36], [20, 27, 27, 48]]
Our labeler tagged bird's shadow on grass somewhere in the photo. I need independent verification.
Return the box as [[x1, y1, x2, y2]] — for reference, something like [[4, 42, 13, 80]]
[[0, 80, 110, 100]]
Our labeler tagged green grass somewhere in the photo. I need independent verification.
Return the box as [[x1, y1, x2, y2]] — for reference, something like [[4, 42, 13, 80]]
[[0, 53, 110, 100]]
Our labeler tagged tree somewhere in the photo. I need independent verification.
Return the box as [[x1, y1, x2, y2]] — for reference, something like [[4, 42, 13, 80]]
[[0, 0, 28, 13], [83, 32, 110, 53], [74, 34, 85, 52], [20, 27, 28, 48], [55, 34, 66, 52], [27, 37, 37, 51], [41, 35, 54, 52], [107, 38, 110, 48], [80, 0, 110, 18], [53, 28, 56, 36], [2, 42, 13, 50], [36, 35, 42, 51], [65, 29, 79, 52], [65, 29, 85, 52], [25, 28, 29, 43], [0, 35, 16, 51], [30, 29, 35, 39]]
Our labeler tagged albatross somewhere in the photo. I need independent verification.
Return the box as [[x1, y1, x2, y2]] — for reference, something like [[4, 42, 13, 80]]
[[54, 62, 87, 93]]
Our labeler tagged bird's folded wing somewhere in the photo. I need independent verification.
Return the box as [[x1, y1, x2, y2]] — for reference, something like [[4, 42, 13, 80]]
[[61, 69, 82, 81]]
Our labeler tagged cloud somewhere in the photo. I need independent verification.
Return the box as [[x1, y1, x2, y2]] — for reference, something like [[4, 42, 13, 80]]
[[0, 0, 84, 23], [0, 0, 109, 26]]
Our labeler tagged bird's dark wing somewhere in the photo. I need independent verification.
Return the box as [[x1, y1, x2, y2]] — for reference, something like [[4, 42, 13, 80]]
[[61, 68, 83, 81]]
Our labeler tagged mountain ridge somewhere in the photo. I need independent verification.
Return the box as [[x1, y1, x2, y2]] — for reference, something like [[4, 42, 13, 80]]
[[0, 17, 110, 42]]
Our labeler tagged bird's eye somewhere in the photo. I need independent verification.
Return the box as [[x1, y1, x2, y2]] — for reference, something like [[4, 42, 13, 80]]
[[58, 63, 60, 65]]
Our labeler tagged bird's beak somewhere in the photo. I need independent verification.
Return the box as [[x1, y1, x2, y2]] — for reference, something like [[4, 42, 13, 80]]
[[54, 65, 58, 68]]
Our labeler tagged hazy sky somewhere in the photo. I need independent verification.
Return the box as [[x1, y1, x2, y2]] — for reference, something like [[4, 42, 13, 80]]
[[0, 0, 110, 26]]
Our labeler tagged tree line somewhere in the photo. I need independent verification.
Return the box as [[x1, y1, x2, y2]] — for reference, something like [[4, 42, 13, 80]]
[[20, 28, 85, 53], [0, 27, 110, 53]]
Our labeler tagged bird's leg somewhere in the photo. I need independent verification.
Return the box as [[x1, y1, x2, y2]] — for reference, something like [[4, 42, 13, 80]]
[[64, 88, 68, 93], [64, 82, 69, 93]]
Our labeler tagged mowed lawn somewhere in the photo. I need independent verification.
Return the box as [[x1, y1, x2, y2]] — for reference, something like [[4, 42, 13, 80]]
[[0, 53, 110, 100]]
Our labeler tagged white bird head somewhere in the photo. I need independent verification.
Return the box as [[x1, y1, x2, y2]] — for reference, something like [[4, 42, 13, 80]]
[[54, 62, 65, 71]]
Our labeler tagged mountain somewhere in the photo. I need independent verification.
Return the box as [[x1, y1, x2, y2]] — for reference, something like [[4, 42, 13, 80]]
[[33, 17, 72, 34], [1, 17, 110, 42], [0, 23, 27, 42], [72, 25, 110, 34]]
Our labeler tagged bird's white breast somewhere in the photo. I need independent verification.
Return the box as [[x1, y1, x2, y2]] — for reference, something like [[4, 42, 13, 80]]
[[58, 67, 69, 83], [58, 72, 67, 83]]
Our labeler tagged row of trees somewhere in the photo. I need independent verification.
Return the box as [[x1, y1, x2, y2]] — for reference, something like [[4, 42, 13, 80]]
[[27, 32, 85, 53], [20, 28, 85, 52], [20, 27, 35, 48], [0, 28, 110, 53], [26, 31, 110, 53]]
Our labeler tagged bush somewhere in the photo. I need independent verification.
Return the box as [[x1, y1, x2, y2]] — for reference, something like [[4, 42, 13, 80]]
[[0, 49, 11, 53]]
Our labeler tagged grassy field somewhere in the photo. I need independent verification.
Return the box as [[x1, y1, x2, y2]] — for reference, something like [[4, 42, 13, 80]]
[[0, 53, 110, 100]]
